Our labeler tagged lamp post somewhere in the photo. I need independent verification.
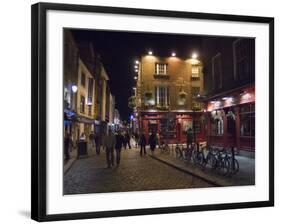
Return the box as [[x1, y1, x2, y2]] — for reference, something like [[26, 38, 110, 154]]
[[192, 108, 196, 144]]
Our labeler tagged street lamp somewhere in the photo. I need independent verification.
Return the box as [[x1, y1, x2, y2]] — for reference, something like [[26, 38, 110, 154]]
[[171, 52, 176, 57], [71, 84, 78, 93], [135, 60, 139, 64], [192, 53, 198, 59], [148, 50, 153, 55]]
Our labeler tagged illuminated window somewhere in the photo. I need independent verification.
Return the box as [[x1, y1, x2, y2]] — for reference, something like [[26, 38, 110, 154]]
[[211, 119, 223, 135], [80, 95, 85, 113], [155, 63, 167, 75], [191, 65, 200, 80], [240, 103, 255, 137], [87, 78, 94, 104], [155, 86, 170, 107]]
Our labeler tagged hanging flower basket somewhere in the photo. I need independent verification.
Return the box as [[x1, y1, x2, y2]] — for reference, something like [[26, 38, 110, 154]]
[[144, 91, 154, 105], [226, 110, 236, 120], [177, 91, 187, 105], [211, 111, 222, 122], [144, 91, 153, 99]]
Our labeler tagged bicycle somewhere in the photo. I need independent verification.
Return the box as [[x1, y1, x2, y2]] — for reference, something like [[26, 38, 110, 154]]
[[197, 145, 217, 170], [160, 140, 170, 154], [224, 147, 239, 176], [175, 143, 183, 159], [212, 148, 230, 176]]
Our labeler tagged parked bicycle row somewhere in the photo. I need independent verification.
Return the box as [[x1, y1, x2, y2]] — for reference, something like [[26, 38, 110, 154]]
[[159, 141, 239, 177]]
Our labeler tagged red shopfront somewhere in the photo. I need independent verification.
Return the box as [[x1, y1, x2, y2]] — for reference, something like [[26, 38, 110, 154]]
[[138, 111, 206, 144], [205, 85, 255, 156]]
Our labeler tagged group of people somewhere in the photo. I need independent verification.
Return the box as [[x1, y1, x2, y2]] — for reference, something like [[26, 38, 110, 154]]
[[64, 127, 194, 168], [102, 129, 130, 168]]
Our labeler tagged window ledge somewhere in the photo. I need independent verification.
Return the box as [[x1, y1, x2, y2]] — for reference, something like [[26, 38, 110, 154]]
[[154, 74, 170, 79]]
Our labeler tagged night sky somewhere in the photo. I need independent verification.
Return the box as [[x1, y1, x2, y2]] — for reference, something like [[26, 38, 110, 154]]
[[71, 29, 204, 121]]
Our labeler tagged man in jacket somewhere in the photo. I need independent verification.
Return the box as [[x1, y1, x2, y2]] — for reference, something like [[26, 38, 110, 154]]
[[139, 132, 147, 156], [115, 130, 124, 165], [103, 129, 116, 168], [148, 132, 157, 154]]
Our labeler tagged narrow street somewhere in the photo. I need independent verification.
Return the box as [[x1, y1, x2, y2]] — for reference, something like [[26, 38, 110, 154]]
[[64, 147, 213, 194]]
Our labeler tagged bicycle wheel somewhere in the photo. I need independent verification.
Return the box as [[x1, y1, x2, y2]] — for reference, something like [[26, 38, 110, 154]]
[[208, 154, 217, 169], [218, 158, 230, 176], [230, 159, 239, 175], [197, 152, 204, 168]]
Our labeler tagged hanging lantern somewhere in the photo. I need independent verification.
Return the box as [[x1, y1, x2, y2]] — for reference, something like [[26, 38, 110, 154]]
[[177, 90, 187, 105]]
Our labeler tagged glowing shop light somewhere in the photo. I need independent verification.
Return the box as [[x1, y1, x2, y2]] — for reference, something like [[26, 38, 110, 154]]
[[71, 85, 78, 93]]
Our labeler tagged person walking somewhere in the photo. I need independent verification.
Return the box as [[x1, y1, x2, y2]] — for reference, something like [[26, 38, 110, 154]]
[[64, 133, 72, 161], [139, 132, 147, 156], [94, 133, 101, 155], [134, 132, 139, 148], [115, 130, 124, 165], [103, 129, 116, 168], [124, 132, 131, 149], [148, 132, 157, 154], [186, 127, 193, 149], [89, 131, 95, 154]]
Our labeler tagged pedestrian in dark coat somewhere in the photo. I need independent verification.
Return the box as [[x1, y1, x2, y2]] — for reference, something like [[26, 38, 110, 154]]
[[115, 130, 124, 165], [139, 133, 147, 156], [94, 133, 101, 155], [134, 132, 139, 147], [124, 132, 131, 149], [103, 129, 116, 168], [64, 133, 72, 161], [186, 127, 193, 149], [148, 132, 157, 154]]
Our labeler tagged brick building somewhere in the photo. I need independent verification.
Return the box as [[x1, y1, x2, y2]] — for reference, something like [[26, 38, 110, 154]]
[[201, 37, 255, 157], [135, 52, 205, 143], [63, 30, 116, 150]]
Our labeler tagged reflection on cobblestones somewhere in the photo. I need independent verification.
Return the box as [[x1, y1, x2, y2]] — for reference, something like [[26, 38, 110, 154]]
[[64, 148, 212, 194]]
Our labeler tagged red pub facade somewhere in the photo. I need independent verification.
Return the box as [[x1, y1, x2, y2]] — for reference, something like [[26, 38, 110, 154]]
[[205, 85, 255, 157]]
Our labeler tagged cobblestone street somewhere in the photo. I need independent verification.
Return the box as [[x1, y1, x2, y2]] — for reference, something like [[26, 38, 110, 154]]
[[64, 147, 213, 194]]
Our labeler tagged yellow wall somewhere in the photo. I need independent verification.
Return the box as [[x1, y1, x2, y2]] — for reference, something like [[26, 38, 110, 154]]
[[77, 59, 95, 119], [137, 55, 204, 111]]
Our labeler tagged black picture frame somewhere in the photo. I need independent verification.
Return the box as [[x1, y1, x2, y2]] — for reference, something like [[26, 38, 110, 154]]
[[31, 2, 274, 222]]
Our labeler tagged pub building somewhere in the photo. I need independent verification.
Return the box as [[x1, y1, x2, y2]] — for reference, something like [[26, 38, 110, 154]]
[[137, 110, 206, 144], [199, 36, 255, 158], [134, 51, 206, 144], [205, 84, 255, 157]]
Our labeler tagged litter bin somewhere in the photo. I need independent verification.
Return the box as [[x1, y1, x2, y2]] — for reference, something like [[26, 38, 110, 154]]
[[77, 140, 87, 158]]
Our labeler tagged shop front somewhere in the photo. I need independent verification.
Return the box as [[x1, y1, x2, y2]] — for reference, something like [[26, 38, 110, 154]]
[[205, 85, 255, 157], [139, 111, 206, 144], [76, 116, 95, 141]]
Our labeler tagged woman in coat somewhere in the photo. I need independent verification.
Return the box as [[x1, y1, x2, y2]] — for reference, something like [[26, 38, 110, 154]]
[[139, 133, 147, 156], [148, 132, 157, 154]]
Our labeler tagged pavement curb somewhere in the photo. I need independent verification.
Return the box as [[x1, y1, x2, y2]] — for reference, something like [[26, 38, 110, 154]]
[[149, 154, 222, 187], [64, 157, 77, 174]]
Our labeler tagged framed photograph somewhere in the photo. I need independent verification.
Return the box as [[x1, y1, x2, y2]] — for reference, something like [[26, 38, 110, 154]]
[[31, 2, 274, 222]]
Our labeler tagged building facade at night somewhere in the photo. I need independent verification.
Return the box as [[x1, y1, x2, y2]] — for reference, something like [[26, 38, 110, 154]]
[[135, 53, 205, 143], [202, 37, 255, 157], [63, 30, 116, 149]]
